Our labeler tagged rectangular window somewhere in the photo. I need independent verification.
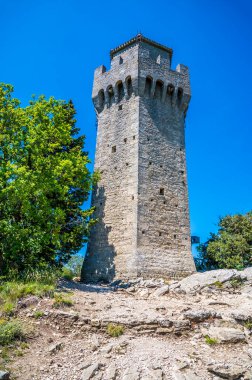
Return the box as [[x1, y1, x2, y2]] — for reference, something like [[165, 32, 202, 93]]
[[112, 146, 116, 153], [160, 188, 164, 195]]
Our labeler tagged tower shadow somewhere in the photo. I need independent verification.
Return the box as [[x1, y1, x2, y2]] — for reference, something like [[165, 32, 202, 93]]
[[81, 185, 116, 283]]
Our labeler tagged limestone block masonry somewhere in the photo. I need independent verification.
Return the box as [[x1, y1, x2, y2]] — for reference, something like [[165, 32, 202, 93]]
[[81, 34, 196, 283]]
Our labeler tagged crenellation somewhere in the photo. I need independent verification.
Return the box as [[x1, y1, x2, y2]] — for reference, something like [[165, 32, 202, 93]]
[[81, 35, 196, 283]]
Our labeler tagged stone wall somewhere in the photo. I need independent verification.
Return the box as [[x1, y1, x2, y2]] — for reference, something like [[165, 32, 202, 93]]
[[81, 36, 196, 282]]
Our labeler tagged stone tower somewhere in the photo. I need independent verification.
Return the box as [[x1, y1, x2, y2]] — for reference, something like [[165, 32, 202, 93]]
[[81, 35, 196, 282]]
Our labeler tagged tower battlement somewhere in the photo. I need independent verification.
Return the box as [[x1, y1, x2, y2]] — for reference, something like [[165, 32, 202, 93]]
[[93, 35, 190, 115], [81, 35, 196, 283]]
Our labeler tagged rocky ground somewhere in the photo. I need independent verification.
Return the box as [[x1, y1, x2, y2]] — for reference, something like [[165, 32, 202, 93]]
[[4, 268, 252, 380]]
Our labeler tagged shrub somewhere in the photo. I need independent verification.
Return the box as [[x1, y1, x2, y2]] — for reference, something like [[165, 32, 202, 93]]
[[0, 280, 55, 319], [53, 294, 73, 308], [33, 311, 44, 319], [205, 335, 218, 345], [244, 321, 252, 330], [0, 281, 55, 303], [106, 323, 124, 337], [230, 278, 243, 289], [18, 267, 61, 285], [14, 349, 24, 357], [61, 267, 74, 281], [0, 320, 25, 346], [196, 211, 252, 270], [213, 281, 223, 288], [0, 347, 10, 361], [1, 302, 15, 316], [20, 342, 29, 350]]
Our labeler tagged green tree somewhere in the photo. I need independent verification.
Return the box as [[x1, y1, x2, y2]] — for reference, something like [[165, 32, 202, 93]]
[[0, 83, 97, 276], [196, 211, 252, 270]]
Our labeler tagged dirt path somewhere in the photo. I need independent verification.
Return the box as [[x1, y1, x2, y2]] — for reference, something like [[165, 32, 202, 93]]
[[8, 275, 252, 380]]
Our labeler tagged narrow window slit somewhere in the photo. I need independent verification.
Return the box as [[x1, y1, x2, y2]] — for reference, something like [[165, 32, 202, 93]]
[[160, 188, 164, 195]]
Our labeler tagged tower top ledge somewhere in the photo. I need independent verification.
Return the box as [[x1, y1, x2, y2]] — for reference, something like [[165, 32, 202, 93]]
[[110, 34, 173, 60]]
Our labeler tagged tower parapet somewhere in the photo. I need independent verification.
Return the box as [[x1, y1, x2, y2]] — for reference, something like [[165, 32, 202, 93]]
[[93, 34, 190, 114], [82, 35, 196, 283]]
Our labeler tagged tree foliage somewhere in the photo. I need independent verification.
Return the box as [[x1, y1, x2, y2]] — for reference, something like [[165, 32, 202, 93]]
[[0, 83, 97, 276], [196, 211, 252, 270]]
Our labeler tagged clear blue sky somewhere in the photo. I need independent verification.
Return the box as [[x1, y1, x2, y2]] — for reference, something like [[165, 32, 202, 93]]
[[1, 0, 252, 250]]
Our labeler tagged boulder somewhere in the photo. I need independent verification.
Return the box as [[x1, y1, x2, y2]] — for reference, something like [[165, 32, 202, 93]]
[[141, 368, 163, 379], [81, 363, 100, 380], [48, 342, 63, 354], [0, 371, 10, 380], [172, 369, 202, 380], [151, 285, 169, 297], [207, 363, 246, 379], [176, 269, 242, 293], [230, 309, 252, 322], [17, 295, 40, 309], [206, 326, 245, 343], [184, 310, 220, 322], [104, 363, 118, 380], [244, 369, 252, 380], [243, 267, 252, 282], [121, 366, 140, 380]]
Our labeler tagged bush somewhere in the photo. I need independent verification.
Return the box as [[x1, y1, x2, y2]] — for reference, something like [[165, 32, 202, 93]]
[[205, 335, 218, 345], [1, 302, 15, 316], [53, 294, 73, 308], [0, 279, 56, 316], [0, 281, 55, 303], [0, 320, 25, 346], [213, 281, 223, 288], [244, 321, 252, 330], [61, 267, 74, 281], [196, 211, 252, 270], [33, 311, 44, 319], [106, 323, 124, 337]]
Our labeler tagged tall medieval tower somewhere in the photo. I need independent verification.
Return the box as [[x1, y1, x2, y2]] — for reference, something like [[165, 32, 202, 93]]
[[81, 35, 196, 282]]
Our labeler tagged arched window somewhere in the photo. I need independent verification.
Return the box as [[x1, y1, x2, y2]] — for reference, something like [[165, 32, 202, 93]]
[[126, 76, 133, 97], [166, 84, 175, 103], [144, 76, 153, 98], [154, 80, 164, 100], [107, 85, 114, 107], [98, 89, 105, 112], [177, 87, 183, 105], [116, 81, 124, 102]]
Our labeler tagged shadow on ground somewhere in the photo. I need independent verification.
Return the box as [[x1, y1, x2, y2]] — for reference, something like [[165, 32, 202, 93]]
[[58, 279, 115, 293]]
